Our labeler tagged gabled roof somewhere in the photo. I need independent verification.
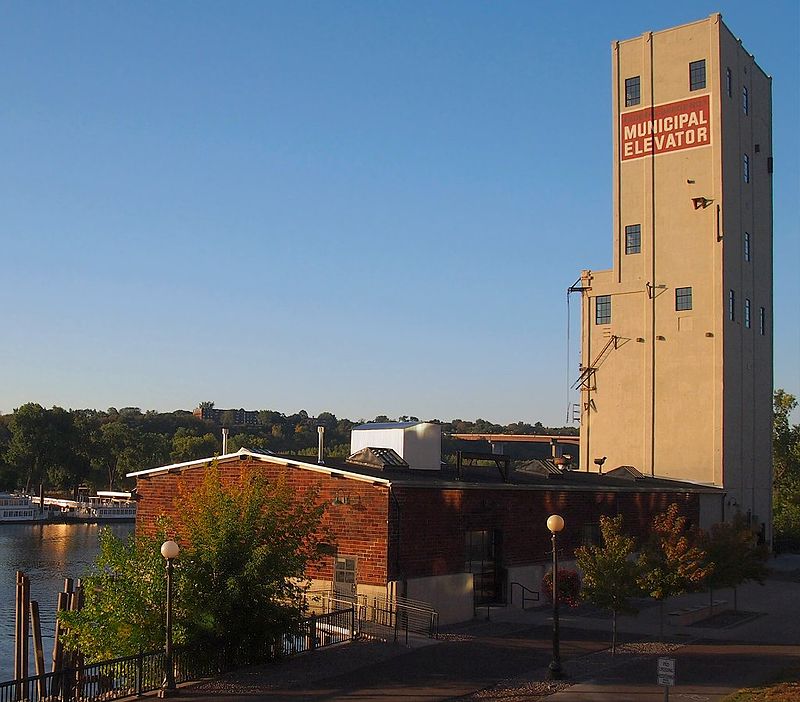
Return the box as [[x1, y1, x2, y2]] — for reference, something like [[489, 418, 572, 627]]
[[126, 447, 392, 486]]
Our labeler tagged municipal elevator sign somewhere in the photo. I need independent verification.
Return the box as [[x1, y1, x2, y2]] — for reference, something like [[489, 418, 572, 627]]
[[621, 95, 710, 161]]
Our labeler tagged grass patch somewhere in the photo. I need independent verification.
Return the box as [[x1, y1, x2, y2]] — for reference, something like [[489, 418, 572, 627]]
[[722, 665, 800, 702]]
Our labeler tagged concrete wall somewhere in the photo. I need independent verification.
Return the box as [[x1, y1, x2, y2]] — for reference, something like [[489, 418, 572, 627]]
[[401, 573, 474, 625], [579, 13, 773, 542]]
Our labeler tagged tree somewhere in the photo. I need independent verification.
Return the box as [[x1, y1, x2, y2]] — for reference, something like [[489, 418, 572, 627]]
[[773, 390, 800, 551], [170, 428, 220, 463], [60, 464, 326, 664], [541, 569, 581, 608], [637, 503, 713, 638], [5, 404, 83, 492], [59, 526, 176, 661], [701, 513, 769, 611], [576, 515, 642, 654], [171, 465, 325, 664]]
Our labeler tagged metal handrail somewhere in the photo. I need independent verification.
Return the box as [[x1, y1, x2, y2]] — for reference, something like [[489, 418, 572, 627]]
[[510, 581, 540, 609], [0, 609, 355, 702]]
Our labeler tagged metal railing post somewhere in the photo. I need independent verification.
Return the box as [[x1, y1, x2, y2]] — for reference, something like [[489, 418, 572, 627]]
[[136, 651, 143, 696], [309, 614, 317, 650]]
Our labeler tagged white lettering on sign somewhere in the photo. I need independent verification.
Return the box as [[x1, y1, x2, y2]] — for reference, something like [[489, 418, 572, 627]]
[[621, 96, 711, 161], [658, 657, 676, 673], [657, 657, 676, 686]]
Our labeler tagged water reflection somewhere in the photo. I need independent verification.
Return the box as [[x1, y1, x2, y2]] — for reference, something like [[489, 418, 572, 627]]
[[0, 522, 135, 681]]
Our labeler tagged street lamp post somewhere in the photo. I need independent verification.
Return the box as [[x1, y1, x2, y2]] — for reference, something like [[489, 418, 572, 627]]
[[159, 540, 180, 698], [546, 514, 565, 680]]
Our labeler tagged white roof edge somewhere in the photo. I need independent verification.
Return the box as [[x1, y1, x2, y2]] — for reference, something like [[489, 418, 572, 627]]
[[126, 448, 392, 486]]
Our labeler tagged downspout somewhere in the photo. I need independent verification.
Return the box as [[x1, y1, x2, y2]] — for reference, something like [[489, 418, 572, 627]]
[[649, 32, 657, 477], [388, 484, 405, 599]]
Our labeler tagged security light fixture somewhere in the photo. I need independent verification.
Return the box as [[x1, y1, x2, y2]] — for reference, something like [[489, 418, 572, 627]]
[[692, 196, 714, 209]]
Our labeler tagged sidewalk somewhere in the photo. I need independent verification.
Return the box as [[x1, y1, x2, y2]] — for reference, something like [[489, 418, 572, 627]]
[[172, 557, 800, 701]]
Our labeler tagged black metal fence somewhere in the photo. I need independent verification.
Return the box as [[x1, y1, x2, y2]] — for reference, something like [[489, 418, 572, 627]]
[[0, 608, 355, 702]]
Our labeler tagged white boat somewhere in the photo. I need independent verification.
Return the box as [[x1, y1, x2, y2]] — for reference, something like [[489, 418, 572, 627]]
[[81, 491, 137, 520], [0, 494, 46, 523]]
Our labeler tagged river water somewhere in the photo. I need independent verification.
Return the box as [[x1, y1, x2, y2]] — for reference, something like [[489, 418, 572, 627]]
[[0, 522, 135, 682]]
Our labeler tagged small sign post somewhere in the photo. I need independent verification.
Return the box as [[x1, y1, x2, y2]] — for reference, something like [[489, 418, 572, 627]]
[[657, 657, 676, 700]]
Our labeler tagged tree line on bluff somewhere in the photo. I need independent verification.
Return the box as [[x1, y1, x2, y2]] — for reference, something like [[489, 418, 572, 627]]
[[0, 402, 577, 493]]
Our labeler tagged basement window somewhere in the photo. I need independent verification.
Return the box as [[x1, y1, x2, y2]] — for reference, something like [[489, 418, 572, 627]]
[[689, 60, 706, 91], [595, 295, 612, 325], [581, 523, 602, 547], [625, 76, 641, 106]]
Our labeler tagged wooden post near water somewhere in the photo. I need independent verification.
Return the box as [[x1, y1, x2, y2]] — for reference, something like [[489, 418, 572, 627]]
[[30, 600, 47, 699], [14, 571, 31, 697]]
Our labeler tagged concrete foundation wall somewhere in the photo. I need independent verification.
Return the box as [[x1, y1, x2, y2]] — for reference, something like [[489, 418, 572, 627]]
[[402, 572, 474, 625]]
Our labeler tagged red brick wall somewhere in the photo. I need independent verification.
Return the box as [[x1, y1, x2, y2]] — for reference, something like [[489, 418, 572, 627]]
[[137, 460, 701, 588], [135, 458, 391, 585], [389, 486, 699, 580]]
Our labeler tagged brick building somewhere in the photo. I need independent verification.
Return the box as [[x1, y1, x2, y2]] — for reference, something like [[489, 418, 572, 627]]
[[193, 405, 259, 426], [129, 426, 722, 624]]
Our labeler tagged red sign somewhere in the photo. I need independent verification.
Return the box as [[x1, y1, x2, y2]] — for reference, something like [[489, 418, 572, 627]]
[[621, 95, 710, 161]]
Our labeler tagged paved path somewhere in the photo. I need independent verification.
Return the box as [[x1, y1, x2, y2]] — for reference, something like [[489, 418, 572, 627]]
[[167, 557, 800, 701]]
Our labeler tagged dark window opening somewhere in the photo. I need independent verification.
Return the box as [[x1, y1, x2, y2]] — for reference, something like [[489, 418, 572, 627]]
[[690, 60, 706, 91], [581, 523, 602, 547], [745, 298, 751, 328], [676, 287, 693, 311], [625, 224, 641, 254], [742, 86, 749, 115], [625, 76, 641, 106], [744, 232, 751, 262], [729, 290, 736, 321], [726, 67, 732, 97], [743, 153, 750, 183], [596, 295, 612, 325]]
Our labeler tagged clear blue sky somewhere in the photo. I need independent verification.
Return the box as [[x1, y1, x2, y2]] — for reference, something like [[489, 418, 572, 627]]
[[1, 1, 798, 425]]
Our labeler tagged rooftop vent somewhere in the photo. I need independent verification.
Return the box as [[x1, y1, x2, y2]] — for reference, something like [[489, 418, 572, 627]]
[[346, 447, 409, 471], [350, 422, 441, 471], [605, 465, 645, 481]]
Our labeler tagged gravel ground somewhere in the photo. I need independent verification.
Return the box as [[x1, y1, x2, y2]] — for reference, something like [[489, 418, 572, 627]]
[[463, 641, 684, 701]]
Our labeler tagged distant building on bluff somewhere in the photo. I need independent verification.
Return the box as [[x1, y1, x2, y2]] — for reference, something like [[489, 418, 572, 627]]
[[193, 404, 259, 426], [577, 14, 773, 543]]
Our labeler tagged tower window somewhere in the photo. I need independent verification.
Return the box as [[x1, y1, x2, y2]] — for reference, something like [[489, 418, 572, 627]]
[[742, 86, 749, 115], [743, 153, 750, 183], [625, 76, 641, 106], [760, 307, 766, 336], [596, 295, 611, 325], [745, 298, 751, 328], [625, 224, 641, 254], [744, 232, 751, 262], [729, 290, 736, 321], [726, 67, 732, 97], [675, 287, 693, 311], [689, 60, 706, 91]]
